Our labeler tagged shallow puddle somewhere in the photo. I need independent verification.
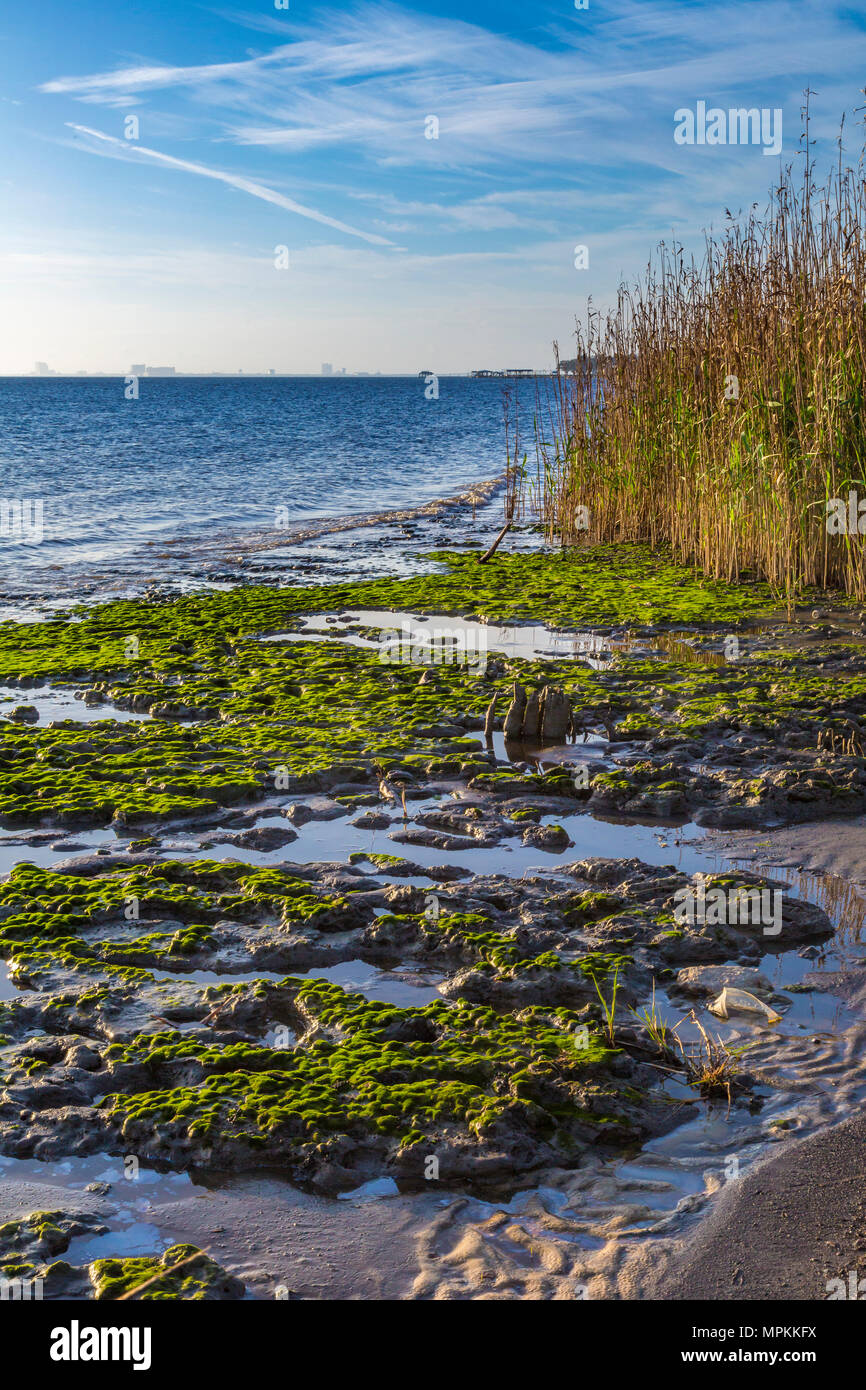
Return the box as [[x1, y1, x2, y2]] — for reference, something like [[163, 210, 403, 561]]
[[0, 957, 20, 1001], [0, 1150, 195, 1199], [292, 958, 445, 1007], [0, 829, 119, 877], [0, 1151, 198, 1271], [0, 683, 150, 725], [263, 609, 617, 666], [189, 799, 712, 880], [147, 966, 288, 988], [261, 608, 746, 673], [147, 957, 444, 1007]]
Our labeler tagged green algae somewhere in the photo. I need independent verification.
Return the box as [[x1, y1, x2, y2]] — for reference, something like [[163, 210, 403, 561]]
[[0, 860, 363, 983], [99, 979, 628, 1161], [395, 907, 629, 980], [90, 1243, 243, 1300], [0, 640, 536, 828], [0, 547, 855, 834], [0, 1210, 104, 1263], [349, 851, 408, 867], [0, 544, 784, 693], [0, 544, 851, 1200], [0, 546, 792, 834]]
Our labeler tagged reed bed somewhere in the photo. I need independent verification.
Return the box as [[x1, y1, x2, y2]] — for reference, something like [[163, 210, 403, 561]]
[[520, 102, 866, 597]]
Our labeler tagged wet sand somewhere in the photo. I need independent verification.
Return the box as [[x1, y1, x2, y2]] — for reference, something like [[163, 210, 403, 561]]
[[716, 815, 866, 887], [620, 1106, 866, 1301], [0, 1162, 441, 1301]]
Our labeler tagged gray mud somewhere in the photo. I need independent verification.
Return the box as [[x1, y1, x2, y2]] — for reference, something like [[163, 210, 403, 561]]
[[3, 541, 866, 1299]]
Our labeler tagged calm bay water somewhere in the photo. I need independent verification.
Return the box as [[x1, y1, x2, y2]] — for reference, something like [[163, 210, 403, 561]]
[[0, 376, 533, 598]]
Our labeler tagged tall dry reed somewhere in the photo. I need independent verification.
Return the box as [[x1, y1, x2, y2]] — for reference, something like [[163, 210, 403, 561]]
[[521, 99, 866, 597]]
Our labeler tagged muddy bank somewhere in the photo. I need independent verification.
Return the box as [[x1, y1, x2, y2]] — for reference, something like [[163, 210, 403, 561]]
[[1, 541, 865, 1297], [12, 853, 806, 1186], [0, 1164, 436, 1300], [714, 815, 866, 885], [619, 1107, 866, 1300]]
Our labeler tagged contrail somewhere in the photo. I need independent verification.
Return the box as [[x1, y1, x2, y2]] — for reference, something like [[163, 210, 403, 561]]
[[66, 123, 395, 247]]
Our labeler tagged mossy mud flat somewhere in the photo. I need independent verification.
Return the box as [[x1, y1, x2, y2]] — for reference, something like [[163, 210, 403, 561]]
[[1, 540, 865, 1298], [0, 1202, 241, 1300], [0, 546, 863, 835], [0, 850, 832, 1179]]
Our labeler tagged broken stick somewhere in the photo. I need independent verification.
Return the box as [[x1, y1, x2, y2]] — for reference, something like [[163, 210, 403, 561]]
[[477, 521, 511, 564]]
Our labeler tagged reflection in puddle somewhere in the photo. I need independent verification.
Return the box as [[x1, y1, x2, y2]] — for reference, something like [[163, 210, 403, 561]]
[[188, 803, 712, 879], [0, 684, 150, 725], [148, 957, 444, 1008], [0, 828, 118, 878], [292, 958, 444, 1007], [336, 1177, 400, 1202], [492, 727, 609, 768], [0, 1152, 195, 1276], [0, 1151, 195, 1198], [65, 1220, 165, 1264], [615, 1160, 708, 1212], [149, 966, 287, 988], [627, 632, 727, 667], [0, 957, 20, 1001], [262, 610, 619, 667], [732, 860, 866, 946], [758, 950, 854, 1033], [261, 610, 737, 672]]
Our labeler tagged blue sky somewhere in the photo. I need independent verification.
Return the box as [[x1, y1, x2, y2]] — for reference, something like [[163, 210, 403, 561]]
[[1, 0, 864, 374]]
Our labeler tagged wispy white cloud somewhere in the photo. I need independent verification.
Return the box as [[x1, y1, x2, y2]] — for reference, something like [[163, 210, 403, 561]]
[[39, 1, 860, 174], [23, 0, 866, 373], [64, 123, 396, 246], [42, 53, 294, 98]]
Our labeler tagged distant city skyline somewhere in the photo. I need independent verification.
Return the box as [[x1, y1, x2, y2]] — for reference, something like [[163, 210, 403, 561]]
[[17, 362, 544, 378], [1, 1, 864, 374]]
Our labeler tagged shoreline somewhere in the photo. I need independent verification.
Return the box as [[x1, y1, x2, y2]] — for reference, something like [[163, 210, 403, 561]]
[[0, 536, 865, 1299], [0, 475, 513, 616], [618, 1105, 866, 1301]]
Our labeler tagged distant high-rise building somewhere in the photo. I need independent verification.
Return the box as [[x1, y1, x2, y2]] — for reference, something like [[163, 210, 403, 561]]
[[130, 364, 146, 375], [321, 363, 333, 376], [34, 362, 54, 375], [147, 366, 176, 377]]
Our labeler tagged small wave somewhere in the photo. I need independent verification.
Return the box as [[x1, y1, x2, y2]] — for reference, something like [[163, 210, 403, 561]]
[[151, 473, 506, 558]]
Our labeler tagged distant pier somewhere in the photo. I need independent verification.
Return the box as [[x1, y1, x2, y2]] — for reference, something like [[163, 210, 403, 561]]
[[469, 368, 542, 378]]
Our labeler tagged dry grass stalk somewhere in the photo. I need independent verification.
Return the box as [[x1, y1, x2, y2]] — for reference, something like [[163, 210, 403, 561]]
[[519, 98, 866, 598]]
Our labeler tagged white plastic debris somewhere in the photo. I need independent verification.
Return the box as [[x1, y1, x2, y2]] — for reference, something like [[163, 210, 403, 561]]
[[707, 987, 781, 1024], [336, 1177, 400, 1202]]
